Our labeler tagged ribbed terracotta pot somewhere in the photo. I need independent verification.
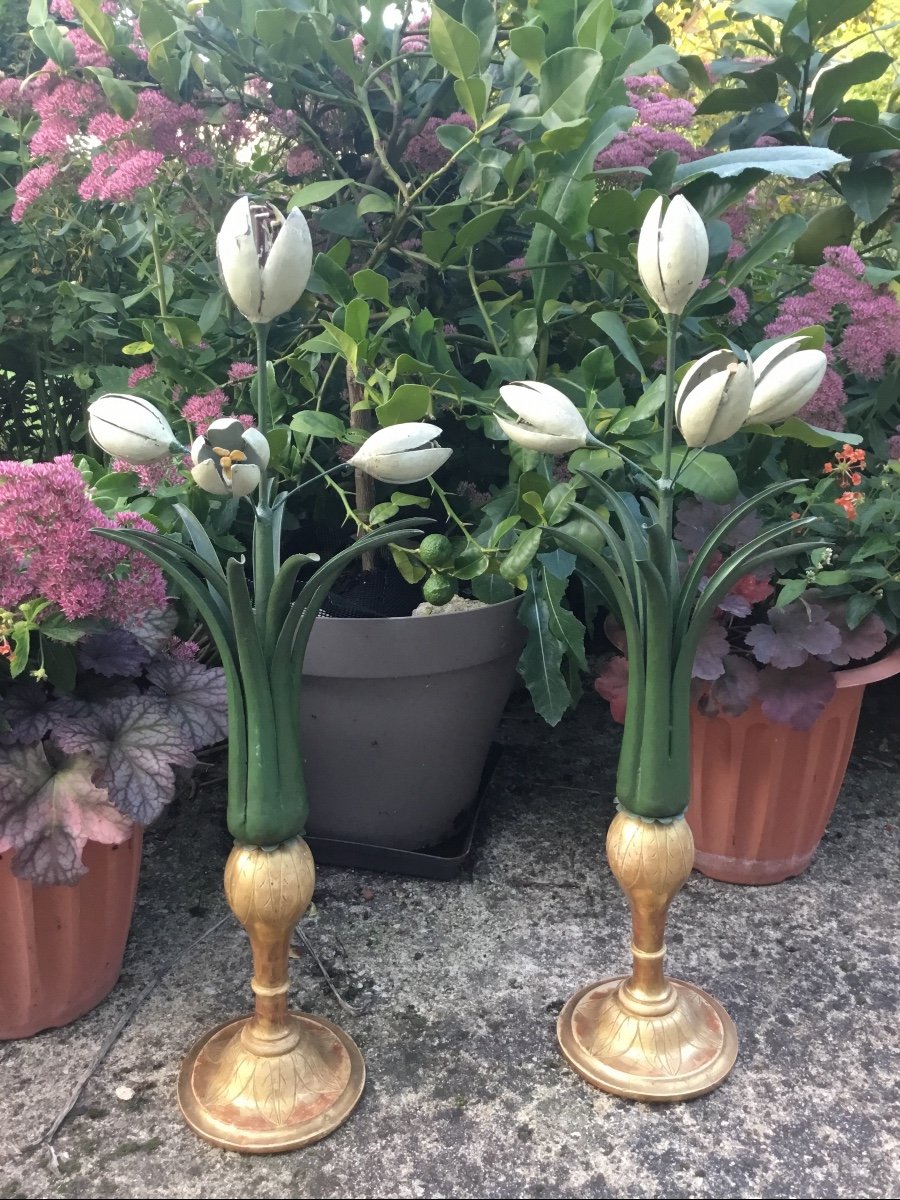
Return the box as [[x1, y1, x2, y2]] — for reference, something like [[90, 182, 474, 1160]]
[[301, 598, 525, 850], [687, 649, 900, 884], [0, 832, 143, 1039]]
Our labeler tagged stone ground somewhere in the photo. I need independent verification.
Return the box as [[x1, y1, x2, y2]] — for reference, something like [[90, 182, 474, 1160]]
[[1, 681, 898, 1200]]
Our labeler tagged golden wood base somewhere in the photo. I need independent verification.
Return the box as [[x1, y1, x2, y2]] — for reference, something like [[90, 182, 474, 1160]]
[[177, 838, 364, 1153], [177, 1011, 365, 1152], [559, 810, 738, 1102], [558, 977, 737, 1101]]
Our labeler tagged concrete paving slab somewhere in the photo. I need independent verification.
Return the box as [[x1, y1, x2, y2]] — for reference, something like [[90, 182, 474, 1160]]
[[1, 684, 898, 1200]]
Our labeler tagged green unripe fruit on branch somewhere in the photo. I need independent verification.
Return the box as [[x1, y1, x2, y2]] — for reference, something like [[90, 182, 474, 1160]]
[[418, 533, 454, 568], [421, 573, 457, 606]]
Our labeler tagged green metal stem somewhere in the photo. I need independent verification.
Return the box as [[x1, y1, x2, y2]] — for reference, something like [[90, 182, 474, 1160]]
[[254, 323, 272, 437], [658, 316, 680, 543]]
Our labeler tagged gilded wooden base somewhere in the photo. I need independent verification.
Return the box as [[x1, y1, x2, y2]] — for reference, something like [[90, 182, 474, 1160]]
[[177, 1011, 365, 1152], [558, 810, 738, 1102], [176, 837, 364, 1152], [558, 977, 737, 1101]]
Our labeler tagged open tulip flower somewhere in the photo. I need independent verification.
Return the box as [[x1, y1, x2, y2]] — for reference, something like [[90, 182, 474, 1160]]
[[190, 418, 270, 498], [348, 422, 452, 484], [497, 381, 593, 454], [216, 196, 313, 327]]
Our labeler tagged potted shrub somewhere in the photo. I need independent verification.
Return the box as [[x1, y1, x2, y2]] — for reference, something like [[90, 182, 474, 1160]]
[[0, 456, 227, 1038]]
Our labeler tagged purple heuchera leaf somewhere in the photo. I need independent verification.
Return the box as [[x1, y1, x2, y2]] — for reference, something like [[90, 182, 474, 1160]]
[[700, 653, 760, 718], [757, 660, 837, 730], [145, 657, 228, 750], [674, 496, 762, 553], [818, 604, 887, 667], [78, 628, 151, 677], [122, 605, 177, 653], [715, 591, 752, 618], [0, 742, 131, 886], [52, 694, 195, 825], [0, 681, 54, 746], [745, 601, 842, 668], [692, 622, 730, 681]]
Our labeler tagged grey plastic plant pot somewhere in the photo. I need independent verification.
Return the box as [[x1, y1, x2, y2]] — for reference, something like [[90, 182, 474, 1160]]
[[300, 597, 524, 850]]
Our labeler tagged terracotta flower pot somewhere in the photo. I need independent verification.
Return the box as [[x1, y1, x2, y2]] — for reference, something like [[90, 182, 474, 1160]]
[[687, 649, 900, 884], [301, 598, 525, 850], [0, 832, 143, 1039]]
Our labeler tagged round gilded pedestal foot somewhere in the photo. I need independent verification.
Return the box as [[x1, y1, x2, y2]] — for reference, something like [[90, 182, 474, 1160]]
[[177, 1011, 365, 1153], [557, 977, 738, 1102]]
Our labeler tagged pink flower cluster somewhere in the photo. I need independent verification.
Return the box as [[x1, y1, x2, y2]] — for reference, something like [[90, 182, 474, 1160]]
[[403, 112, 475, 174], [6, 61, 217, 219], [765, 246, 900, 427], [111, 456, 186, 493], [400, 6, 430, 54], [127, 362, 157, 388], [181, 390, 255, 437], [594, 75, 703, 182], [181, 390, 229, 436], [0, 456, 167, 622], [722, 286, 749, 327], [285, 146, 322, 176], [227, 361, 257, 382]]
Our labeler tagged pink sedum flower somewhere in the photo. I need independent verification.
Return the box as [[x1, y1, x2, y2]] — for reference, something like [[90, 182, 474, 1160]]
[[127, 362, 157, 388], [0, 456, 167, 622]]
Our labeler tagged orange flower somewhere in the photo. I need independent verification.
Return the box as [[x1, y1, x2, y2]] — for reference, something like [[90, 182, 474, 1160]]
[[834, 491, 863, 519], [850, 472, 862, 486], [823, 461, 834, 474], [0, 639, 10, 658], [790, 511, 801, 520]]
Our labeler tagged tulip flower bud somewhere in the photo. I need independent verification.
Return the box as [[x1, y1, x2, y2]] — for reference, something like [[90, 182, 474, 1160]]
[[216, 196, 313, 325], [497, 381, 590, 455], [747, 337, 828, 425], [637, 195, 709, 316], [191, 418, 270, 498], [88, 394, 179, 463], [675, 350, 754, 448], [348, 423, 452, 484]]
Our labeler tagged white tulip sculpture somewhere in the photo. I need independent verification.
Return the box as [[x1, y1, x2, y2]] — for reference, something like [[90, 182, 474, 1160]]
[[499, 196, 827, 1103], [88, 196, 450, 1155], [88, 393, 179, 462]]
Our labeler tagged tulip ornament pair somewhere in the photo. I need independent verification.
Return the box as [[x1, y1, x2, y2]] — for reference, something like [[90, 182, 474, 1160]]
[[496, 195, 827, 1102], [88, 196, 450, 1152]]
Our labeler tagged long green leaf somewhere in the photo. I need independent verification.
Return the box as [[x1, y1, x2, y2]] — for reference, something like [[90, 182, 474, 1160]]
[[265, 552, 321, 663], [567, 501, 638, 615], [269, 522, 427, 784], [273, 520, 427, 668], [640, 496, 679, 599], [173, 503, 226, 579], [672, 539, 827, 705], [631, 556, 683, 817], [543, 523, 647, 804], [225, 559, 290, 845], [94, 528, 248, 834], [674, 478, 809, 638], [121, 528, 232, 627]]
